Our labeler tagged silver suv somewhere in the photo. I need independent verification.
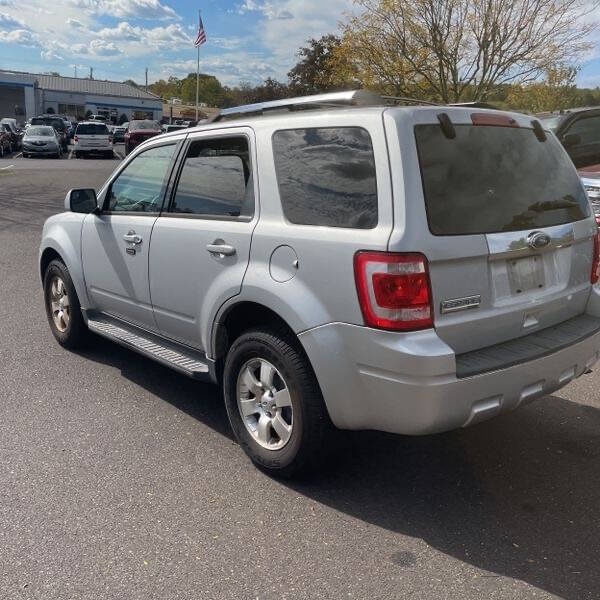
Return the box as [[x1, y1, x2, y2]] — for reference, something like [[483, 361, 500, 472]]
[[39, 91, 600, 477]]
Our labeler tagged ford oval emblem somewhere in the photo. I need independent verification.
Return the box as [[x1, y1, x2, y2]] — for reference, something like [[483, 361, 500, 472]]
[[527, 231, 551, 249]]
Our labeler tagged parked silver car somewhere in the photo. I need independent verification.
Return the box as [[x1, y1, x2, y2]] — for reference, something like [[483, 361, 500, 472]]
[[39, 90, 600, 477], [22, 125, 62, 158]]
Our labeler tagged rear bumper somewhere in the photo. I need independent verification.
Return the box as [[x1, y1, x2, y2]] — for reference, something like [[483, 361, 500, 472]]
[[299, 317, 600, 435], [75, 146, 112, 153], [23, 145, 58, 154]]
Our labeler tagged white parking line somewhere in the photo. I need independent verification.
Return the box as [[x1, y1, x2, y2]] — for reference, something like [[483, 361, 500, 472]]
[[68, 151, 74, 159], [0, 164, 14, 170], [114, 150, 124, 160], [14, 153, 22, 159]]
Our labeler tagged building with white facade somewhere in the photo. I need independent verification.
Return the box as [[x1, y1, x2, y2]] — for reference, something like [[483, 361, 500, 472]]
[[0, 70, 162, 124]]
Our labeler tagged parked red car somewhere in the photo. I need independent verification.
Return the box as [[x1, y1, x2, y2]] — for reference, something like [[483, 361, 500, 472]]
[[124, 120, 162, 155]]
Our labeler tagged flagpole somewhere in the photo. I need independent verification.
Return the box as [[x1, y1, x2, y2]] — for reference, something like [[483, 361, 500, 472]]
[[195, 9, 200, 121]]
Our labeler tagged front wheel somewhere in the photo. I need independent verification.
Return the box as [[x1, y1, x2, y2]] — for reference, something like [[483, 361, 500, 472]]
[[223, 328, 333, 478], [43, 259, 88, 349]]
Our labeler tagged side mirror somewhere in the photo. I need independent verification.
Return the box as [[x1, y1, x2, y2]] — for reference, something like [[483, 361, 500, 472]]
[[562, 133, 581, 148], [65, 188, 98, 213]]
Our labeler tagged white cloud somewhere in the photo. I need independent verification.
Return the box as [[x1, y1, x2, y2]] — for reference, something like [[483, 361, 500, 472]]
[[69, 0, 177, 20], [96, 21, 190, 48], [89, 38, 121, 56], [237, 0, 294, 20], [0, 11, 25, 28], [97, 21, 141, 41], [66, 17, 84, 28], [41, 48, 63, 61], [166, 54, 278, 86], [0, 28, 38, 46]]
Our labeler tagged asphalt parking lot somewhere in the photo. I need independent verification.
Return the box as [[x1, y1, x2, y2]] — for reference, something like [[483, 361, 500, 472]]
[[1, 156, 599, 600]]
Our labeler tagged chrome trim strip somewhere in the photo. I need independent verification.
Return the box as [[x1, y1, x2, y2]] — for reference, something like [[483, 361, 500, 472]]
[[486, 223, 575, 259]]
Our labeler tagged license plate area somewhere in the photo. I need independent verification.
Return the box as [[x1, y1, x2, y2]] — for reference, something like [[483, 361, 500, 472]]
[[507, 255, 545, 295]]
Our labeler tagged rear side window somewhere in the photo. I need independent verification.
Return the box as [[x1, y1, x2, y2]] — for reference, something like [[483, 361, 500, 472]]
[[170, 136, 253, 218], [415, 124, 590, 235], [76, 124, 109, 135], [272, 127, 378, 229]]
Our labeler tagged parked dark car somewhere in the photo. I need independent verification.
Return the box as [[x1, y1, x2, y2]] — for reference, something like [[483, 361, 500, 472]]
[[124, 120, 162, 155], [538, 107, 600, 169], [0, 126, 11, 157], [112, 125, 127, 143], [1, 119, 23, 151], [30, 116, 68, 151]]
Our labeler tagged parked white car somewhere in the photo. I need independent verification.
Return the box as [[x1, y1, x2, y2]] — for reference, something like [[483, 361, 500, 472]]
[[73, 121, 113, 159]]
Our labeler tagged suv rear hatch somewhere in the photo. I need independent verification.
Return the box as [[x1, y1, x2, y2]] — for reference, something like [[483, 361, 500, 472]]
[[76, 123, 110, 148], [386, 108, 598, 356]]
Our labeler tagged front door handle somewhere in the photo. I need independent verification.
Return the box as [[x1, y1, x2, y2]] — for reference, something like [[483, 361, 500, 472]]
[[206, 243, 236, 257], [123, 231, 142, 244]]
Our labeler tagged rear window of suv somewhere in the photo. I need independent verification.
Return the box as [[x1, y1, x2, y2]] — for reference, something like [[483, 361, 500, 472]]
[[76, 123, 109, 135], [415, 123, 590, 235], [272, 127, 378, 229]]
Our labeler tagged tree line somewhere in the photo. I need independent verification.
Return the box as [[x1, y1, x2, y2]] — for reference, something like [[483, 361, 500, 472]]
[[135, 0, 600, 114]]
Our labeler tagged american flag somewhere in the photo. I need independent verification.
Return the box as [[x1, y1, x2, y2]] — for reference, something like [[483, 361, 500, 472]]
[[194, 16, 207, 47]]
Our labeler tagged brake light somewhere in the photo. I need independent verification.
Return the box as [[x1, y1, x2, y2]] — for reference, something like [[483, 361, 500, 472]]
[[354, 252, 433, 331], [471, 113, 519, 127], [592, 230, 600, 284], [73, 135, 78, 142]]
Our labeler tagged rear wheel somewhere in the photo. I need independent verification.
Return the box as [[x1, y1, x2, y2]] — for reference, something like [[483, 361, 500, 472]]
[[223, 328, 333, 478], [43, 259, 88, 349]]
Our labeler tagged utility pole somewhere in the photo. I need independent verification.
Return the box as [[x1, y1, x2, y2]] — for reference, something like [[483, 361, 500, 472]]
[[74, 65, 77, 78], [89, 67, 93, 80], [145, 67, 148, 92]]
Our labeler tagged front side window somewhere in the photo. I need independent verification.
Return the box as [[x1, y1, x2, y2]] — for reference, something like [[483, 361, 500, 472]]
[[169, 136, 253, 218], [106, 144, 177, 213], [272, 127, 378, 229]]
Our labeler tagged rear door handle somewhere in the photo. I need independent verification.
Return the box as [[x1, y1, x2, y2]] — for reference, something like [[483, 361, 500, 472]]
[[123, 231, 142, 244], [206, 243, 236, 257]]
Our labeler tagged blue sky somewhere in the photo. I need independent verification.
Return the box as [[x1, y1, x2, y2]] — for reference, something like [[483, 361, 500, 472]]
[[1, 0, 599, 89]]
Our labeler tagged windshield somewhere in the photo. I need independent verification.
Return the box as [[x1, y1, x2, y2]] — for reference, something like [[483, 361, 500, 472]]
[[26, 127, 54, 137], [76, 123, 109, 135], [130, 120, 160, 131], [415, 123, 590, 235], [31, 118, 65, 131], [537, 115, 564, 131]]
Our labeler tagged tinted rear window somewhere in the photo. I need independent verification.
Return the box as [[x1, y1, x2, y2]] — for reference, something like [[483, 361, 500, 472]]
[[130, 120, 160, 131], [415, 124, 590, 235], [76, 123, 109, 135], [272, 127, 378, 229], [31, 118, 65, 131]]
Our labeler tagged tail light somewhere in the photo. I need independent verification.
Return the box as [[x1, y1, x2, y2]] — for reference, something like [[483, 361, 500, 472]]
[[73, 135, 78, 142], [592, 230, 600, 284], [354, 251, 433, 331], [108, 134, 113, 143]]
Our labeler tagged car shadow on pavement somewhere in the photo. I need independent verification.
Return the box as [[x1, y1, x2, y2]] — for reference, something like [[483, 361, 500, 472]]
[[79, 335, 600, 599]]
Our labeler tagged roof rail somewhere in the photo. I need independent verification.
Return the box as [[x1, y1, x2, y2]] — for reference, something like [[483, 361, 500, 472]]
[[213, 89, 386, 122]]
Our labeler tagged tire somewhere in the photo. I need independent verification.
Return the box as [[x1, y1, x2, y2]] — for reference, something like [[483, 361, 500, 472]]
[[22, 152, 27, 158], [223, 327, 333, 478], [43, 259, 88, 349]]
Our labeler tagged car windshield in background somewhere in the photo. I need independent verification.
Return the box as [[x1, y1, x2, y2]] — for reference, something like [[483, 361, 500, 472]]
[[26, 127, 54, 137], [537, 115, 564, 131], [31, 118, 65, 131], [130, 121, 160, 131], [77, 124, 109, 135], [415, 124, 590, 235]]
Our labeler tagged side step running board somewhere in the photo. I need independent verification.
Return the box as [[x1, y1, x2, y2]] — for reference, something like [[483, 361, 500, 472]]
[[86, 315, 210, 380]]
